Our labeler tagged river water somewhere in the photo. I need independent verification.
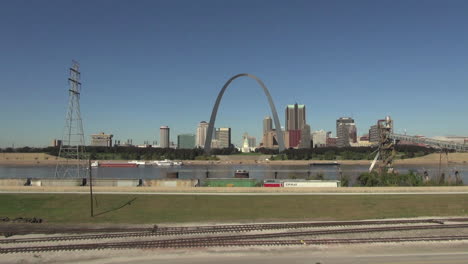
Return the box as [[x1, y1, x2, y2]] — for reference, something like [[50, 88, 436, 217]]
[[1, 164, 467, 186]]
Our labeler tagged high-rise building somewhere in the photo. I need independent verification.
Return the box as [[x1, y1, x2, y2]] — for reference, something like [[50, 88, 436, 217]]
[[50, 139, 62, 147], [263, 116, 273, 135], [285, 103, 310, 148], [242, 133, 257, 149], [299, 124, 311, 148], [369, 124, 380, 143], [262, 130, 278, 148], [216, 127, 231, 148], [248, 136, 256, 148], [326, 133, 337, 147], [285, 103, 306, 131], [177, 134, 196, 149], [196, 121, 209, 148], [160, 126, 170, 148], [90, 132, 113, 147], [312, 130, 327, 148], [336, 117, 357, 147], [289, 130, 301, 148], [262, 130, 289, 149]]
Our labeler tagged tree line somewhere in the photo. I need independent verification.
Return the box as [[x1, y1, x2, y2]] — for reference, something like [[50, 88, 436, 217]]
[[0, 145, 439, 161]]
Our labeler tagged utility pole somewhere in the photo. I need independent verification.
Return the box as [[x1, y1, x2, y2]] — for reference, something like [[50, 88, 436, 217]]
[[55, 61, 87, 178], [89, 159, 94, 217]]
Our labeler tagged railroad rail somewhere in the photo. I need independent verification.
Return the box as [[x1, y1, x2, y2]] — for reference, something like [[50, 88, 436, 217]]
[[4, 217, 467, 237], [2, 223, 468, 249], [0, 218, 458, 243], [2, 235, 468, 254]]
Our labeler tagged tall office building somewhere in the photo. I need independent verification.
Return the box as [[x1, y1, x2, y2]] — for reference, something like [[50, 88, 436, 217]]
[[369, 124, 380, 143], [263, 116, 273, 134], [90, 132, 113, 147], [216, 127, 231, 148], [285, 103, 310, 148], [177, 134, 196, 149], [299, 124, 311, 148], [262, 131, 278, 148], [196, 121, 209, 147], [312, 130, 327, 148], [242, 133, 256, 148], [336, 117, 357, 147], [285, 103, 306, 131], [160, 126, 170, 148]]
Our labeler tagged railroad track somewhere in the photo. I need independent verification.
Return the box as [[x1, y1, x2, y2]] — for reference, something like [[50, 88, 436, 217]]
[[2, 235, 468, 254], [3, 217, 464, 238], [0, 219, 454, 243], [2, 223, 468, 246]]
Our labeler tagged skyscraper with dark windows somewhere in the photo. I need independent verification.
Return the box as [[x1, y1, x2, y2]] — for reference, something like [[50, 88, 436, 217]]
[[336, 117, 357, 147], [285, 103, 310, 148], [177, 134, 196, 149], [285, 103, 306, 131], [263, 116, 273, 135]]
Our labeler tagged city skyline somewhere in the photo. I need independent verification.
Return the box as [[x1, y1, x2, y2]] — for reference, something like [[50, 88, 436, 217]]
[[1, 1, 468, 147]]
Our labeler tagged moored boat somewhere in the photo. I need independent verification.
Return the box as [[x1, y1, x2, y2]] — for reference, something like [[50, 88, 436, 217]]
[[128, 160, 147, 166], [99, 162, 138, 168], [234, 169, 249, 178]]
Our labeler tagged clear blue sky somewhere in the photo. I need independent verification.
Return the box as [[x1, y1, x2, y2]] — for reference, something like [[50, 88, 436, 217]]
[[1, 0, 467, 147]]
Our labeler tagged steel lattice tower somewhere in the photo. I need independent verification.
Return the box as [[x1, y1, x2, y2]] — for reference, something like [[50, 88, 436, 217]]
[[55, 61, 87, 178]]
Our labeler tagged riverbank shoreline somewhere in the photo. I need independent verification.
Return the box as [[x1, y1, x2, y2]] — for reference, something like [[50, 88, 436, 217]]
[[1, 153, 467, 166]]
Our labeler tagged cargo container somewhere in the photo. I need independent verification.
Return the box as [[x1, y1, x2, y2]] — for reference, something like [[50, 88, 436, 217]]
[[263, 183, 282, 187], [283, 180, 340, 188], [204, 178, 257, 187]]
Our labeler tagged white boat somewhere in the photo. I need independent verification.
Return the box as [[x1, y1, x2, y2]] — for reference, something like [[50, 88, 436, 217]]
[[128, 160, 146, 166], [149, 159, 182, 166], [154, 159, 174, 166], [91, 161, 99, 168]]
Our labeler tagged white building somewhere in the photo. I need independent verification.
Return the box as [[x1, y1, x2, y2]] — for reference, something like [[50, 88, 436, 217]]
[[312, 130, 327, 148], [241, 133, 256, 152], [196, 121, 209, 148], [160, 126, 170, 148]]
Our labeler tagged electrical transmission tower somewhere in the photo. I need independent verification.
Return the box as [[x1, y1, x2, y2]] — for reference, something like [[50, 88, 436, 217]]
[[55, 61, 87, 178]]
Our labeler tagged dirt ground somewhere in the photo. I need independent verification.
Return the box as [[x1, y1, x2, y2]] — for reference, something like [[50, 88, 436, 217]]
[[1, 152, 468, 166]]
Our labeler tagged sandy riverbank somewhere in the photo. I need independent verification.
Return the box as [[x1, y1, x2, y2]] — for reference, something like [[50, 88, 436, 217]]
[[1, 153, 467, 166]]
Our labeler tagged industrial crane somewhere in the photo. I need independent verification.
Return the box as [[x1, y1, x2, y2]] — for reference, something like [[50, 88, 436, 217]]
[[369, 116, 468, 174]]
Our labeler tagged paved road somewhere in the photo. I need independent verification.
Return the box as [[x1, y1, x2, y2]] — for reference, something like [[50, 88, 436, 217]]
[[144, 252, 468, 264], [69, 245, 468, 264]]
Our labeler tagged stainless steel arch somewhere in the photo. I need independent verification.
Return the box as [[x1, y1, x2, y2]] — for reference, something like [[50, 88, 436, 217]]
[[204, 73, 285, 153]]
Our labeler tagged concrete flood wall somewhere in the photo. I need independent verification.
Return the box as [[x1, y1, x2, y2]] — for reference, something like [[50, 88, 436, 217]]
[[0, 179, 29, 186], [144, 179, 199, 187], [0, 178, 199, 187], [91, 179, 140, 187]]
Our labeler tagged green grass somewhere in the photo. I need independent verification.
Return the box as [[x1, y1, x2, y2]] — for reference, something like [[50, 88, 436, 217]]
[[1, 194, 468, 224]]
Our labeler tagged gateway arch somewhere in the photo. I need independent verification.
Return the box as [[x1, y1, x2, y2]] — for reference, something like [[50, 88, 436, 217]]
[[204, 73, 285, 153]]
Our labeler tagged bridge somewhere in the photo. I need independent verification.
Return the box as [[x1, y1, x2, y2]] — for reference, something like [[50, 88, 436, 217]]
[[370, 116, 467, 174], [389, 134, 468, 152]]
